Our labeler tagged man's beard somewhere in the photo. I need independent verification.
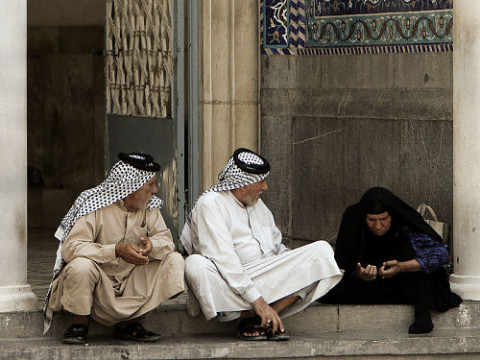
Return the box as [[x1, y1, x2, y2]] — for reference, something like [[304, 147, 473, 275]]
[[243, 192, 262, 206]]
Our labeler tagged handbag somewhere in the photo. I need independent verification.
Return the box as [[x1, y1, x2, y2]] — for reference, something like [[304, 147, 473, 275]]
[[416, 203, 449, 245]]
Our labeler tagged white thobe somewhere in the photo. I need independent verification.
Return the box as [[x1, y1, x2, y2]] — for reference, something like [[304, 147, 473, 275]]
[[184, 191, 343, 320]]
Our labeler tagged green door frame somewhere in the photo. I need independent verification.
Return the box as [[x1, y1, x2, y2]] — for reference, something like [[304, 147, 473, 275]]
[[174, 0, 201, 236], [187, 0, 201, 209], [173, 0, 186, 232]]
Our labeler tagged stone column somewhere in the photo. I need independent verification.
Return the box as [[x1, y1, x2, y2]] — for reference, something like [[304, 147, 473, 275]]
[[200, 0, 260, 188], [450, 0, 480, 300], [0, 1, 38, 311]]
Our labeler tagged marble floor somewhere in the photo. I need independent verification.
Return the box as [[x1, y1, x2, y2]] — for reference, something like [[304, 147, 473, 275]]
[[27, 228, 59, 304]]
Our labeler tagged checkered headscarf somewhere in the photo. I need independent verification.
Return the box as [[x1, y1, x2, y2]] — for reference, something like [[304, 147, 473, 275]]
[[180, 148, 270, 254], [204, 149, 270, 193], [44, 157, 162, 334], [55, 160, 162, 244]]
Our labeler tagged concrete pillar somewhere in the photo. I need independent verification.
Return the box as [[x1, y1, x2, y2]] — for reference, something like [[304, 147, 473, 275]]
[[200, 0, 260, 188], [0, 1, 38, 311], [450, 0, 480, 300]]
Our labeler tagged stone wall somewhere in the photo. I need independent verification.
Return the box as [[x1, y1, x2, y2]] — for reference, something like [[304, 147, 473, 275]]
[[28, 0, 104, 27], [27, 25, 105, 228], [260, 52, 453, 245]]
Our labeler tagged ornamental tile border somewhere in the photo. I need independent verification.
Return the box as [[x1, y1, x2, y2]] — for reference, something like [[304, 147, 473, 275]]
[[261, 0, 453, 55]]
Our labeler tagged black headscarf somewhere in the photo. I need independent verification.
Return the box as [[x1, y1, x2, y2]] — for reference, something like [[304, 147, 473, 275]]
[[334, 187, 443, 274]]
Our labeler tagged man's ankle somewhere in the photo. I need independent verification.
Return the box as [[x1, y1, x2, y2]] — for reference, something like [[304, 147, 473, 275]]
[[71, 315, 89, 326], [239, 310, 256, 319]]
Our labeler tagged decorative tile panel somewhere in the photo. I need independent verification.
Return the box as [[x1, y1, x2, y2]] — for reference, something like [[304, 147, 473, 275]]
[[263, 0, 290, 48], [261, 0, 306, 55], [261, 0, 454, 55]]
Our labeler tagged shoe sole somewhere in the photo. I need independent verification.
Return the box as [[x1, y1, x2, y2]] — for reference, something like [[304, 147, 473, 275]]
[[236, 333, 268, 341], [267, 334, 290, 341], [62, 338, 86, 345], [116, 333, 162, 342]]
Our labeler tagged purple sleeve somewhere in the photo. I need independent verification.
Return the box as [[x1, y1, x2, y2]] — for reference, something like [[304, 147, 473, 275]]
[[401, 225, 449, 274]]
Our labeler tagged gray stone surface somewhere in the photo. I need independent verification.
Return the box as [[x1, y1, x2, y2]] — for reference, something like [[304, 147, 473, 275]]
[[262, 89, 452, 120], [261, 52, 454, 244], [399, 120, 454, 226], [291, 116, 348, 242], [261, 116, 293, 235], [15, 229, 480, 359], [263, 52, 452, 91], [28, 0, 105, 27], [2, 329, 480, 360], [59, 26, 104, 53], [24, 229, 479, 343], [27, 26, 105, 229]]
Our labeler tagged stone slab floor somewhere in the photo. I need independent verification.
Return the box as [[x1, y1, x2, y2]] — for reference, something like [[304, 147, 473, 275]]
[[27, 228, 63, 305], [16, 228, 480, 360]]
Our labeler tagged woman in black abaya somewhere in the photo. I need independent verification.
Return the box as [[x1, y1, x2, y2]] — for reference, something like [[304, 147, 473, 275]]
[[322, 187, 462, 334]]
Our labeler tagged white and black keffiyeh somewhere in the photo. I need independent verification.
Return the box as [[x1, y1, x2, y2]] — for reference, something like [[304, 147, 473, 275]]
[[43, 156, 162, 333], [180, 148, 270, 254]]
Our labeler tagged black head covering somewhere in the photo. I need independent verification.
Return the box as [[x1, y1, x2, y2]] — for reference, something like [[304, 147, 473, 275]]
[[334, 187, 443, 273], [118, 152, 160, 172], [232, 148, 270, 174]]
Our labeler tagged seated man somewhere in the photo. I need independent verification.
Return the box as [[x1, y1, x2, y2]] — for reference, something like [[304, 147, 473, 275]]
[[181, 148, 342, 341], [44, 153, 185, 344], [322, 187, 462, 334]]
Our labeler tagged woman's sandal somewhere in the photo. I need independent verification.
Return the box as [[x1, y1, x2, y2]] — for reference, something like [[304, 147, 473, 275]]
[[62, 324, 89, 345], [267, 328, 290, 341], [116, 322, 161, 342], [236, 316, 268, 341]]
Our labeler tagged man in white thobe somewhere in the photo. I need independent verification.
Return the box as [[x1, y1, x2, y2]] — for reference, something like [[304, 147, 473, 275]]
[[181, 148, 342, 341]]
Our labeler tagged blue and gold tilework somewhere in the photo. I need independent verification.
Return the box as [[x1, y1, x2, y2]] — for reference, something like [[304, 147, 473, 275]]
[[261, 0, 453, 55]]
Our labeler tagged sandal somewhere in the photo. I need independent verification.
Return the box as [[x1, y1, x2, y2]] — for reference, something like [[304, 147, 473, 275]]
[[116, 322, 161, 342], [236, 316, 268, 341], [267, 329, 290, 341], [62, 324, 88, 345]]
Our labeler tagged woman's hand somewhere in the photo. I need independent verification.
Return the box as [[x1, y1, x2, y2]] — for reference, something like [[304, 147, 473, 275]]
[[356, 263, 378, 281], [379, 259, 421, 279], [379, 260, 402, 279]]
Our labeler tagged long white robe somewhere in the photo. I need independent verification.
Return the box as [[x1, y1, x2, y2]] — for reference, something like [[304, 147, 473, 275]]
[[184, 191, 342, 320]]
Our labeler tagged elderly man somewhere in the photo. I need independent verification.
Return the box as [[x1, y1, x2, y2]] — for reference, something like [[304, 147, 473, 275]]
[[181, 148, 342, 341], [44, 153, 185, 344]]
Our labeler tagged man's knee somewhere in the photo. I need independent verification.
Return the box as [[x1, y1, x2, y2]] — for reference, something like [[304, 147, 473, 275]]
[[63, 257, 99, 284], [309, 240, 334, 256], [164, 251, 184, 265], [185, 254, 213, 283], [162, 251, 185, 273]]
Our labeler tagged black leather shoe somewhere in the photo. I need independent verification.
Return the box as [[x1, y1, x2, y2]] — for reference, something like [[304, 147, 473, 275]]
[[116, 322, 161, 342], [62, 324, 88, 344]]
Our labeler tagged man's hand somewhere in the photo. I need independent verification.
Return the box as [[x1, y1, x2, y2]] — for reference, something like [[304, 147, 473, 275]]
[[139, 236, 153, 257], [356, 263, 378, 281], [252, 297, 284, 334], [115, 242, 149, 265]]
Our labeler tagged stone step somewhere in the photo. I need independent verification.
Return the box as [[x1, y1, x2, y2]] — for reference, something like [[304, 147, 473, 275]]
[[2, 329, 480, 360], [2, 301, 480, 340]]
